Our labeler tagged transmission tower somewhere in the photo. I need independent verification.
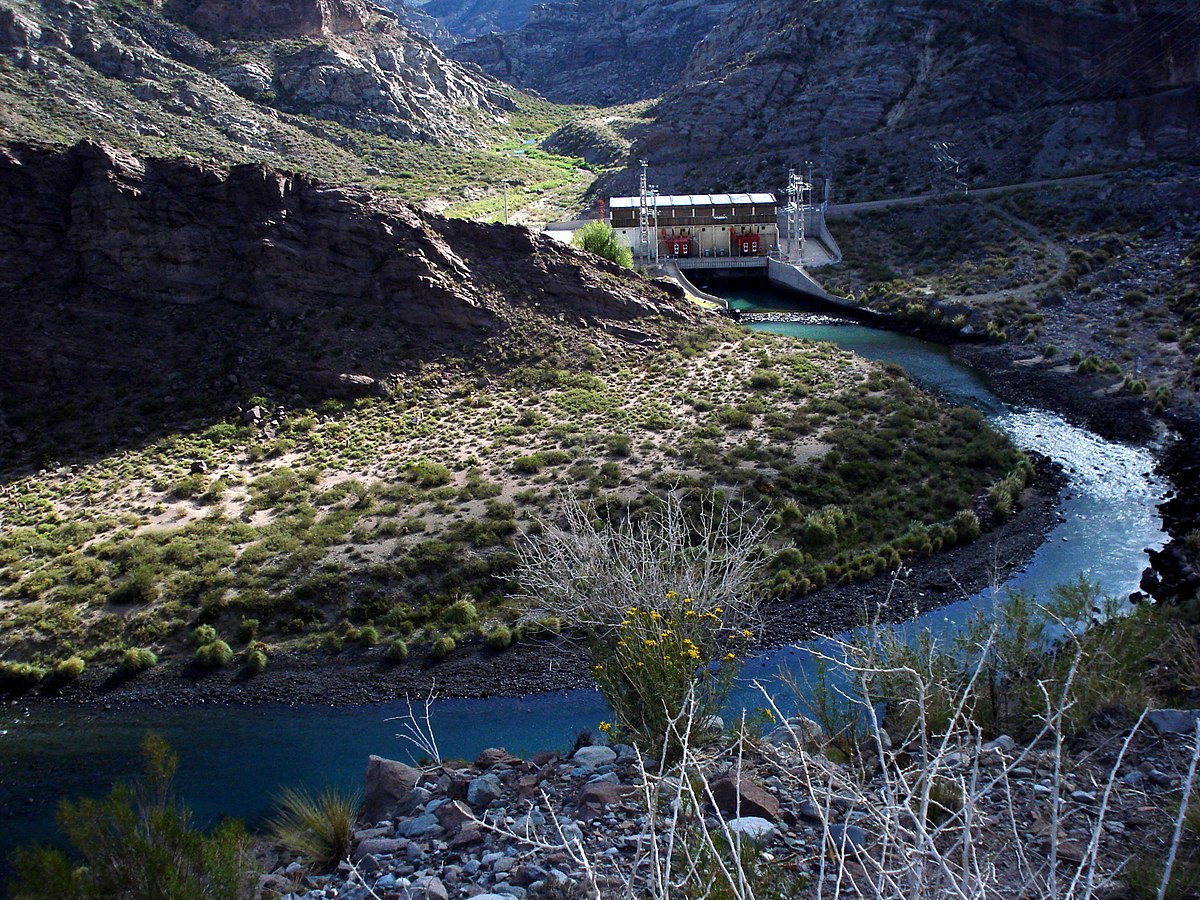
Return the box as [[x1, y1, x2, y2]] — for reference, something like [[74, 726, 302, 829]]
[[931, 142, 969, 194], [649, 185, 660, 266], [638, 161, 651, 263], [785, 166, 812, 263]]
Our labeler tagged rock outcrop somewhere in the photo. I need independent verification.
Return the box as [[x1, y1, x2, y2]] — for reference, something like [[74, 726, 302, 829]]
[[0, 141, 698, 464], [0, 0, 517, 148], [448, 0, 737, 105], [420, 0, 567, 39], [613, 0, 1200, 197]]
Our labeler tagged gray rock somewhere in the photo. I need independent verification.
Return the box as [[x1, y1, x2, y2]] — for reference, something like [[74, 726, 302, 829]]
[[407, 875, 449, 900], [726, 816, 778, 842], [572, 745, 617, 768], [363, 756, 422, 823], [827, 823, 868, 853], [1147, 709, 1200, 735], [396, 814, 443, 838], [983, 734, 1017, 753], [468, 773, 503, 809], [353, 838, 406, 861], [798, 799, 824, 823]]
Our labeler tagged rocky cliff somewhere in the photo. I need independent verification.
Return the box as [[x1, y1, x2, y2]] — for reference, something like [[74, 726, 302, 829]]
[[419, 0, 568, 39], [448, 0, 737, 105], [0, 141, 697, 464], [1, 0, 517, 147], [613, 0, 1200, 197]]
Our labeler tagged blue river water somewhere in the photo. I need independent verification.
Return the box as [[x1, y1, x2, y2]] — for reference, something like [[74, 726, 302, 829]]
[[0, 284, 1168, 859]]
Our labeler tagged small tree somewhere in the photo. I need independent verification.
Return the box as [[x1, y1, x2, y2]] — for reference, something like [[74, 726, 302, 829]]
[[571, 221, 634, 268], [9, 734, 255, 899]]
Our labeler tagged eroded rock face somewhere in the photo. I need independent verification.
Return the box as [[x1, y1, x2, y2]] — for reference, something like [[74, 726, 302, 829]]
[[617, 0, 1200, 197], [0, 141, 698, 464], [186, 0, 375, 40], [448, 0, 737, 105], [0, 0, 514, 147]]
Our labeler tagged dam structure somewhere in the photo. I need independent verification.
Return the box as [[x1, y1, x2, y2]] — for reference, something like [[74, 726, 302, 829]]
[[605, 185, 845, 307]]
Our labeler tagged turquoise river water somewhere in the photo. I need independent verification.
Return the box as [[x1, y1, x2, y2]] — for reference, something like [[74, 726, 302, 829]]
[[0, 284, 1168, 859]]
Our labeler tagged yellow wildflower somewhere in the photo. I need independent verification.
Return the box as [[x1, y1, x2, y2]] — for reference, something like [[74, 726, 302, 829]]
[[684, 646, 700, 660], [649, 610, 662, 620], [645, 639, 657, 647], [685, 610, 697, 617], [665, 590, 678, 600], [715, 607, 724, 614], [598, 721, 613, 733], [742, 629, 754, 638], [683, 597, 694, 604], [724, 652, 737, 662]]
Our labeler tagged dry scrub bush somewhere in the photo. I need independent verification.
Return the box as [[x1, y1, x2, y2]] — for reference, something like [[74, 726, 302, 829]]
[[515, 492, 772, 754]]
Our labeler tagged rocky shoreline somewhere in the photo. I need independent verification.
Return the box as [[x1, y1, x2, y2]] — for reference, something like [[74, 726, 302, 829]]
[[257, 710, 1200, 899]]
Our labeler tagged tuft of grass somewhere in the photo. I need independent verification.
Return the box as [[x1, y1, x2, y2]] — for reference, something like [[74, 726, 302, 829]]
[[194, 640, 233, 668], [268, 785, 359, 871], [121, 648, 158, 673], [431, 636, 456, 659], [54, 656, 86, 680]]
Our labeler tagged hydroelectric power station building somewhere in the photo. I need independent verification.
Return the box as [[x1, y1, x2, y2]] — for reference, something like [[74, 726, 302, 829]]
[[608, 193, 779, 260]]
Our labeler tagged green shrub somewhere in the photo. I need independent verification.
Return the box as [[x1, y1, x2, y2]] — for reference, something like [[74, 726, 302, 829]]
[[0, 661, 47, 691], [245, 644, 268, 674], [442, 598, 478, 626], [570, 220, 633, 268], [121, 648, 158, 673], [194, 641, 233, 668], [8, 734, 253, 898], [431, 636, 456, 659], [109, 566, 159, 605], [192, 624, 218, 646], [749, 370, 783, 390], [385, 639, 409, 662], [951, 509, 981, 542], [236, 618, 259, 643], [54, 656, 86, 680], [485, 625, 513, 650], [358, 626, 379, 647], [268, 785, 359, 871]]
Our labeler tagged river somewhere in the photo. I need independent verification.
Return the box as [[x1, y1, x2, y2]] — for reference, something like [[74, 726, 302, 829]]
[[0, 284, 1168, 859]]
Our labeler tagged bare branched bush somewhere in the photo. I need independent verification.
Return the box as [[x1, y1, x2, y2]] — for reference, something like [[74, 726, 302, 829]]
[[515, 491, 772, 754], [514, 491, 771, 633]]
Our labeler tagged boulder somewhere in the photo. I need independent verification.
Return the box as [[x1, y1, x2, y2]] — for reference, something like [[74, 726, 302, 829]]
[[406, 875, 449, 900], [574, 781, 637, 818], [362, 755, 421, 823], [352, 837, 406, 861], [827, 823, 868, 854], [710, 774, 780, 822], [1147, 709, 1200, 735], [467, 773, 502, 809], [476, 747, 523, 769], [572, 745, 617, 769], [433, 799, 474, 834], [726, 816, 777, 842]]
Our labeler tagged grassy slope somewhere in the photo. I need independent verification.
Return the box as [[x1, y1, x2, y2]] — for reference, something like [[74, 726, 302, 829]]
[[0, 1, 596, 224], [0, 327, 1024, 671]]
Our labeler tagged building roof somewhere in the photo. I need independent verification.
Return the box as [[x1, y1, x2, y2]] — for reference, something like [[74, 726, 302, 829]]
[[609, 192, 776, 209]]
